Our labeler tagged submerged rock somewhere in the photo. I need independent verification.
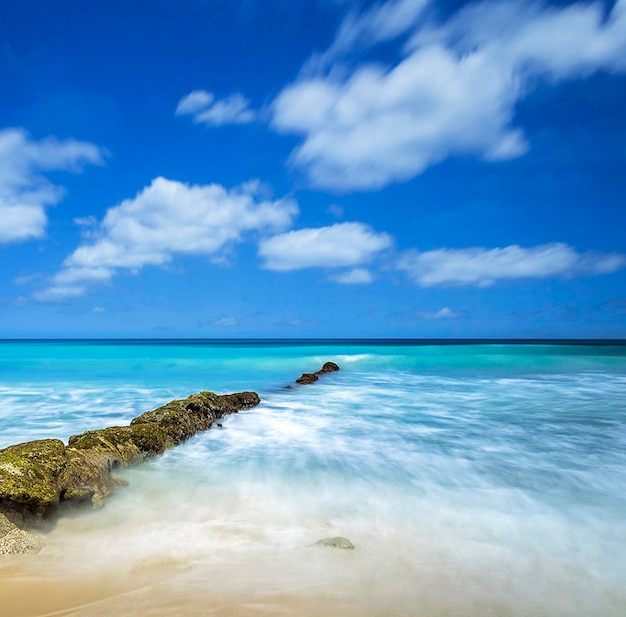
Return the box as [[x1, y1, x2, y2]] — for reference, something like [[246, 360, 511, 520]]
[[313, 536, 355, 550], [295, 362, 340, 385]]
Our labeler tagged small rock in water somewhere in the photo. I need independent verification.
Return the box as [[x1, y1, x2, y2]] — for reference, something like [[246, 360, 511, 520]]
[[295, 372, 318, 385], [319, 362, 340, 374], [313, 536, 355, 550], [295, 362, 340, 385]]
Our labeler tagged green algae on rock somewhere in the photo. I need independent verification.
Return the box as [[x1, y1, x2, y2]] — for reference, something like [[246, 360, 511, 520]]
[[0, 390, 260, 530], [0, 439, 67, 522]]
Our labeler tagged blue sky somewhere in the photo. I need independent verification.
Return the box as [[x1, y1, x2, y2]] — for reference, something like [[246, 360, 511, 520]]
[[1, 0, 625, 338]]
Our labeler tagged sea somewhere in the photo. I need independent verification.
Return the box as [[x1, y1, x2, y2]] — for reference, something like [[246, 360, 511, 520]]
[[0, 339, 625, 617]]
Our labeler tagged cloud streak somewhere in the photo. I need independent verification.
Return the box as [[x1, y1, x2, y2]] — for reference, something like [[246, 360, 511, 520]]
[[0, 128, 105, 244], [331, 268, 374, 285], [398, 243, 626, 287], [420, 307, 460, 320], [176, 90, 256, 126], [272, 0, 626, 190]]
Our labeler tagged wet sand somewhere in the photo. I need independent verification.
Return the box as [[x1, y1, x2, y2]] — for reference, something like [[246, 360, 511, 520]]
[[2, 542, 615, 617], [0, 560, 439, 617], [0, 534, 523, 617]]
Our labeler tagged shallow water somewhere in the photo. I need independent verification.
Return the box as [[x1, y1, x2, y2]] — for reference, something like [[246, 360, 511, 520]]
[[1, 341, 625, 616]]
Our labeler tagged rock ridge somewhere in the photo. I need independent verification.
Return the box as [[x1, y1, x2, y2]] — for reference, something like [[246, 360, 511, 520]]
[[295, 361, 340, 385], [1, 362, 339, 553], [0, 390, 260, 528]]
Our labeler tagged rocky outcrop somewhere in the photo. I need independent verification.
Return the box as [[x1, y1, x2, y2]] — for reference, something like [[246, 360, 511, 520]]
[[296, 362, 340, 385], [0, 362, 336, 552], [0, 390, 260, 528], [0, 439, 68, 524]]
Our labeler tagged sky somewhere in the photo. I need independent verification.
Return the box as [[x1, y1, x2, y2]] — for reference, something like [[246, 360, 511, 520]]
[[0, 0, 625, 338]]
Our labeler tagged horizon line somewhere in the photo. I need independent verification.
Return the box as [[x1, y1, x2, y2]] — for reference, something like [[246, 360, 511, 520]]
[[1, 337, 625, 345]]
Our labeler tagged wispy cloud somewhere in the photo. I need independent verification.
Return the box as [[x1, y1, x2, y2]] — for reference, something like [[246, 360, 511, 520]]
[[175, 90, 215, 115], [311, 0, 430, 69], [420, 307, 460, 320], [36, 177, 297, 300], [398, 243, 626, 287], [176, 89, 256, 126], [212, 316, 238, 327], [272, 0, 626, 190], [259, 222, 392, 271], [0, 128, 105, 244], [331, 267, 374, 285]]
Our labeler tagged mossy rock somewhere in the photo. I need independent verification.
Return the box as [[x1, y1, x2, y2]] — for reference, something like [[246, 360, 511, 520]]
[[68, 423, 168, 460], [130, 392, 260, 442], [0, 439, 67, 518], [131, 401, 199, 445], [190, 391, 260, 413], [60, 447, 119, 506]]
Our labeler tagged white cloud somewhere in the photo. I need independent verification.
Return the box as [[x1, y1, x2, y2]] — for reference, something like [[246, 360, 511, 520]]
[[175, 90, 215, 115], [73, 215, 98, 227], [0, 128, 105, 243], [331, 267, 374, 284], [272, 0, 626, 190], [176, 90, 255, 126], [33, 285, 86, 302], [327, 203, 344, 218], [273, 49, 526, 189], [419, 307, 459, 320], [259, 222, 392, 271], [414, 0, 626, 79], [398, 243, 626, 287], [38, 177, 298, 299], [311, 0, 430, 68], [212, 316, 238, 327], [0, 204, 47, 244]]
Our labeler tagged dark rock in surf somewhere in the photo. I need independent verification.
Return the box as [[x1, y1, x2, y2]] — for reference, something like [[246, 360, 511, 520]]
[[320, 362, 340, 374], [296, 372, 318, 385], [295, 362, 340, 385]]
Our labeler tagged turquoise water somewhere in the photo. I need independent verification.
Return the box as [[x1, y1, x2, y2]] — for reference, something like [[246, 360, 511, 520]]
[[1, 340, 625, 616]]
